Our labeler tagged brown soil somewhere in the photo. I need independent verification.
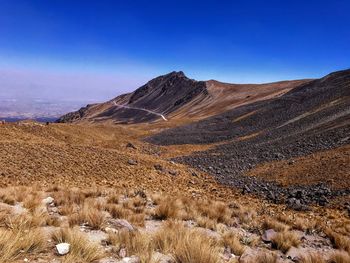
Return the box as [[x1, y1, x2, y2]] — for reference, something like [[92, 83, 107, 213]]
[[247, 145, 350, 189], [0, 122, 237, 201]]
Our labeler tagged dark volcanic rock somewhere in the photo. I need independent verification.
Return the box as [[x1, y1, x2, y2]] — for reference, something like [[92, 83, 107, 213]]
[[146, 69, 350, 207]]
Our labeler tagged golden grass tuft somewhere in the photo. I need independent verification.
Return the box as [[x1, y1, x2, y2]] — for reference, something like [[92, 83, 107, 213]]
[[52, 227, 104, 263], [271, 231, 301, 253], [153, 197, 182, 220], [108, 229, 153, 262], [299, 253, 326, 263], [325, 229, 350, 253], [328, 250, 350, 263], [262, 218, 289, 232], [0, 228, 46, 262], [253, 251, 278, 263], [222, 231, 246, 256], [68, 205, 106, 230], [153, 220, 221, 263]]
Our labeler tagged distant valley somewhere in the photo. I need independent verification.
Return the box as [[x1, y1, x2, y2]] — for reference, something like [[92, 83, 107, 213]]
[[0, 98, 91, 122]]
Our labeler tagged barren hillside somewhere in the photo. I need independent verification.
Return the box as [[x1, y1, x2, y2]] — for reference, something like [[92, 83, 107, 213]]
[[147, 69, 350, 207], [58, 71, 308, 124]]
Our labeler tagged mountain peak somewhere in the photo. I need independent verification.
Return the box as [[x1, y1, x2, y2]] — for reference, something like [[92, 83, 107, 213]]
[[168, 71, 185, 77]]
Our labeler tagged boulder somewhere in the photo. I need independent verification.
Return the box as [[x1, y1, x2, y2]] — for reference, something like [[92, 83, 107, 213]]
[[262, 229, 277, 242]]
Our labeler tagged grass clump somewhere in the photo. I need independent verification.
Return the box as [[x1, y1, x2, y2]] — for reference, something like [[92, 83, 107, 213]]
[[0, 228, 46, 262], [153, 220, 221, 263], [222, 231, 246, 256], [52, 227, 104, 263], [68, 205, 106, 230], [271, 231, 300, 253]]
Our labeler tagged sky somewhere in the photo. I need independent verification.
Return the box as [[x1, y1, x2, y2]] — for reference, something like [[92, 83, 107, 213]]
[[0, 0, 349, 101]]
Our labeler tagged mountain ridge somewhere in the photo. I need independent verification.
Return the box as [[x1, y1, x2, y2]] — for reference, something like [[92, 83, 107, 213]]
[[57, 71, 309, 124]]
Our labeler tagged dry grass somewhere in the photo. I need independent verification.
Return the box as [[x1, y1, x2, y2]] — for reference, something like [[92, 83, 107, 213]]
[[222, 231, 246, 256], [68, 205, 106, 229], [0, 186, 347, 263], [262, 218, 289, 232], [153, 197, 183, 220], [271, 231, 301, 253], [0, 227, 46, 262], [326, 229, 350, 253], [195, 216, 217, 230], [52, 227, 104, 263], [105, 202, 145, 227], [153, 220, 221, 263], [299, 253, 327, 263], [254, 252, 278, 263], [108, 230, 153, 262], [5, 211, 48, 230], [328, 250, 350, 263]]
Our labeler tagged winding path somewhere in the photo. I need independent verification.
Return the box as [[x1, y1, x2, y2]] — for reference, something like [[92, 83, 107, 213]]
[[112, 101, 168, 121]]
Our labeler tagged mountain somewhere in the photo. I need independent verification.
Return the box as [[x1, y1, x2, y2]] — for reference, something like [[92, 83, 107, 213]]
[[146, 69, 350, 205], [57, 71, 308, 124]]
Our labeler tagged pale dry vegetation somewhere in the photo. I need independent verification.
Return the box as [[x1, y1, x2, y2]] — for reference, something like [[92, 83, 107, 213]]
[[52, 227, 104, 263], [271, 230, 301, 253], [0, 186, 349, 262]]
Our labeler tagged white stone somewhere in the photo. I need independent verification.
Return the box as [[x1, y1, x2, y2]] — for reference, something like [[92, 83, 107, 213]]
[[118, 256, 140, 263], [56, 243, 70, 255], [42, 196, 54, 205]]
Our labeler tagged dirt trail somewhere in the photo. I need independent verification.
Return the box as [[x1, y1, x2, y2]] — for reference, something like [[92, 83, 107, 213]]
[[112, 101, 168, 121]]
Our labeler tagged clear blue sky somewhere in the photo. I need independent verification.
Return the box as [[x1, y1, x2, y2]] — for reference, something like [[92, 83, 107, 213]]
[[0, 0, 349, 100]]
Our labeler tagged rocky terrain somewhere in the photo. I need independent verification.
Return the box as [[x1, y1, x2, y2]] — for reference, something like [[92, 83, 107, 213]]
[[147, 69, 350, 208], [58, 71, 307, 124], [1, 185, 350, 263]]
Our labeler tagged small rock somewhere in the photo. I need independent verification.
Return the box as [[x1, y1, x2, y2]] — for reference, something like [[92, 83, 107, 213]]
[[286, 247, 302, 261], [104, 227, 118, 234], [242, 185, 251, 194], [287, 198, 310, 211], [168, 170, 178, 176], [262, 229, 277, 242], [107, 218, 134, 231], [345, 205, 350, 216], [56, 243, 70, 255], [151, 252, 175, 263], [154, 164, 164, 171], [42, 197, 54, 205], [126, 142, 137, 149], [118, 256, 140, 263], [119, 248, 127, 258], [127, 159, 137, 165]]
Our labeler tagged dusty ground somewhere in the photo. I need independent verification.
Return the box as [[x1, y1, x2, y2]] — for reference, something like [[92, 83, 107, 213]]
[[247, 145, 350, 190]]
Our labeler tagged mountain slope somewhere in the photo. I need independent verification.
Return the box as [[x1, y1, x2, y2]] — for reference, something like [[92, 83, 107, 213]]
[[57, 71, 308, 124], [146, 69, 350, 204]]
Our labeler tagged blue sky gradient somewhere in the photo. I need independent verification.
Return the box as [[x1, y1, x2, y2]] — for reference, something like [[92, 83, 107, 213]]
[[0, 0, 349, 100]]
